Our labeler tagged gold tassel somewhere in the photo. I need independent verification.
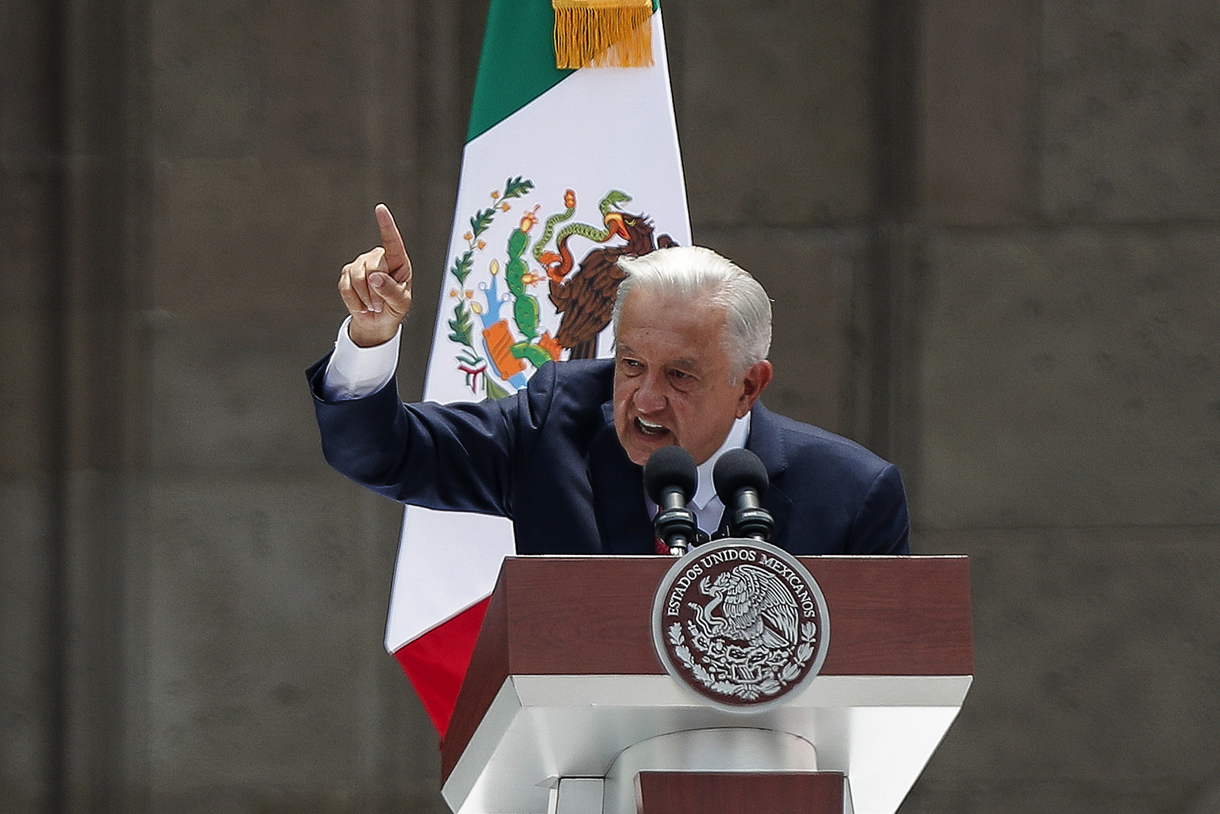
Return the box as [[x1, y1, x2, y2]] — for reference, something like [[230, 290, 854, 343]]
[[552, 0, 654, 69]]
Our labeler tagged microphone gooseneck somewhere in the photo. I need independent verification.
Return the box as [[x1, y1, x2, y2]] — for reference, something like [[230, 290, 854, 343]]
[[712, 448, 774, 542], [643, 446, 699, 556]]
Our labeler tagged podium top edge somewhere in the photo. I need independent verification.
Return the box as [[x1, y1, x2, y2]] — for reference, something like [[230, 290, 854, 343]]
[[502, 554, 970, 560]]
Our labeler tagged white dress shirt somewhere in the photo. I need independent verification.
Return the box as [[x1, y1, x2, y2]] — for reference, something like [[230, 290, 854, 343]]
[[645, 414, 751, 536], [321, 316, 400, 400]]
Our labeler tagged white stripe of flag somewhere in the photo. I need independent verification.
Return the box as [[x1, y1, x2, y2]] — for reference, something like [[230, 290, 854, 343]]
[[385, 2, 689, 737]]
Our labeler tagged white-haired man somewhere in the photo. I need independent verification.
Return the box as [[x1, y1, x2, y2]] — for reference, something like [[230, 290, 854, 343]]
[[307, 205, 909, 555]]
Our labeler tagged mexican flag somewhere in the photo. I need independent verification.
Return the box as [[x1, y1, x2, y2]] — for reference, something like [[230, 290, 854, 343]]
[[384, 0, 690, 737]]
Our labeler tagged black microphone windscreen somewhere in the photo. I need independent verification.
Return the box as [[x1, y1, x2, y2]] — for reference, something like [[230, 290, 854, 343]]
[[713, 448, 770, 502], [643, 445, 698, 504]]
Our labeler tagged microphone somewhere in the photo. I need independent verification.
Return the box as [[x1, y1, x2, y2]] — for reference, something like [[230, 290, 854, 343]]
[[643, 445, 700, 556], [712, 448, 774, 541]]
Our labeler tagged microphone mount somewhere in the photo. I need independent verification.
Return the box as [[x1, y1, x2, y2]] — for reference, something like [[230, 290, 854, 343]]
[[643, 446, 700, 556], [712, 448, 774, 542]]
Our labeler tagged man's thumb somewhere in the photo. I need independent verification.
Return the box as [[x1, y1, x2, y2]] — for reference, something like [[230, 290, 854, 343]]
[[370, 271, 410, 311]]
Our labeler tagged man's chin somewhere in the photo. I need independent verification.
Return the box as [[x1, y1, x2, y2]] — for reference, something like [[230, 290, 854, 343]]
[[621, 434, 676, 467]]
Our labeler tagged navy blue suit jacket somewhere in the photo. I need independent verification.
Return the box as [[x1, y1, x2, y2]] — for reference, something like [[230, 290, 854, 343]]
[[308, 357, 910, 556]]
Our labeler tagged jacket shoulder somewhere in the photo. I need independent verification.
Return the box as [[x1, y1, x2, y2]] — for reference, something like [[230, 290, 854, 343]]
[[755, 405, 892, 482], [520, 358, 614, 413]]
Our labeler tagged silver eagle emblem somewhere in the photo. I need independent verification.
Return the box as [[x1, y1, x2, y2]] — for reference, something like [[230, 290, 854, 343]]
[[652, 540, 829, 711]]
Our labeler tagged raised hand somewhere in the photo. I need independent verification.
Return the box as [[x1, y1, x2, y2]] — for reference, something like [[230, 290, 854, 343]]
[[338, 204, 414, 347]]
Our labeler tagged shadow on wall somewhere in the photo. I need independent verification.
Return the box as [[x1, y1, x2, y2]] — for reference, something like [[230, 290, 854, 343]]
[[1189, 782, 1220, 814]]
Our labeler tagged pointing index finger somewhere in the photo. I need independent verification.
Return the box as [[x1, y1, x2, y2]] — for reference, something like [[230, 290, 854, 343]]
[[375, 203, 409, 274]]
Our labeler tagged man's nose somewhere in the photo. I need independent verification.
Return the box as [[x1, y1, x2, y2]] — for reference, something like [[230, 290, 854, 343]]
[[632, 375, 667, 412]]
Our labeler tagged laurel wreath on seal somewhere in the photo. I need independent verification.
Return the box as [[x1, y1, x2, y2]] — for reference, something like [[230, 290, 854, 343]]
[[667, 621, 818, 701]]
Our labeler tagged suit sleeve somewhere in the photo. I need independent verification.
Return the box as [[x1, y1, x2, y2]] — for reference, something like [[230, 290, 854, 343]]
[[845, 463, 911, 555], [306, 353, 556, 517]]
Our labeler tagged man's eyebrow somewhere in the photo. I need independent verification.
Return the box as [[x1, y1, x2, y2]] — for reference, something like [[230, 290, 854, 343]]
[[615, 342, 704, 372], [616, 342, 660, 360]]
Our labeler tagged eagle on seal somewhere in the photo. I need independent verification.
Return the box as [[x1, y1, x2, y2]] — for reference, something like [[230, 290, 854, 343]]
[[691, 565, 800, 650]]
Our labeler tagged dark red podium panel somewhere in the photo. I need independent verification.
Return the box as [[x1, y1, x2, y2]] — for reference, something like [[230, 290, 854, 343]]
[[636, 772, 845, 814]]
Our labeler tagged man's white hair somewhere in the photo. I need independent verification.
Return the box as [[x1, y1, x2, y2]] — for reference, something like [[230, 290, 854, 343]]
[[612, 246, 772, 379]]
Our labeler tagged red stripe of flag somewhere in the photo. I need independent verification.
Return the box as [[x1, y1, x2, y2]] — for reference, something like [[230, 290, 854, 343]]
[[393, 598, 491, 737]]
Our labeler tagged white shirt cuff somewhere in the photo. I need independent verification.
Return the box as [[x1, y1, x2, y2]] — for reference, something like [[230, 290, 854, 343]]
[[320, 316, 401, 400]]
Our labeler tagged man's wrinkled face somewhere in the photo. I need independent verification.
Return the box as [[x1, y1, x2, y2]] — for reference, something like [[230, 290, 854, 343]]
[[612, 288, 771, 466]]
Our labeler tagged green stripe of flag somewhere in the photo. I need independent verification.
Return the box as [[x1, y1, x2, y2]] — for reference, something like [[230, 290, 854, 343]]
[[466, 0, 660, 142]]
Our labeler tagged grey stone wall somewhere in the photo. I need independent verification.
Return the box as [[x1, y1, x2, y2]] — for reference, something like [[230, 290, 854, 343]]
[[908, 1, 1220, 812], [3, 0, 1219, 812]]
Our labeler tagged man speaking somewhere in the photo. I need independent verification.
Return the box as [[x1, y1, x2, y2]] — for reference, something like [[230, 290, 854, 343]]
[[307, 204, 910, 556]]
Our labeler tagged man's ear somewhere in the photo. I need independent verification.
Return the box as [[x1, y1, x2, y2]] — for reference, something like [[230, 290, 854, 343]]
[[736, 360, 773, 417]]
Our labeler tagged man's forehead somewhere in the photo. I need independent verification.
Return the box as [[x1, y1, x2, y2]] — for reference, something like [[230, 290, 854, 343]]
[[624, 282, 719, 310], [615, 340, 709, 367], [618, 290, 728, 331]]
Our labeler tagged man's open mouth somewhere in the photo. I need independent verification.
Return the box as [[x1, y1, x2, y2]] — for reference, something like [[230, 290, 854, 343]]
[[636, 417, 669, 436]]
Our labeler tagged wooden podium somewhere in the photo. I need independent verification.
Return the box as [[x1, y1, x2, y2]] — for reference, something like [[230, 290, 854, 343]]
[[440, 554, 972, 814]]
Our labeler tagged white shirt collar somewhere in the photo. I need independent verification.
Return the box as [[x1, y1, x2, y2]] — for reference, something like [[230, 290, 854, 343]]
[[691, 412, 752, 510]]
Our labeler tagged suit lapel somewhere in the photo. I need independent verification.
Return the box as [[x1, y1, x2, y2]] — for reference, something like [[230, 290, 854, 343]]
[[588, 403, 654, 553], [742, 403, 794, 548]]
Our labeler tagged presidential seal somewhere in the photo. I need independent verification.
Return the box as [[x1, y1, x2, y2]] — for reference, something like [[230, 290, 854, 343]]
[[651, 539, 830, 712]]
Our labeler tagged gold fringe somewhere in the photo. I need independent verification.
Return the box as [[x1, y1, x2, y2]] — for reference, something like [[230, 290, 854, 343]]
[[552, 0, 654, 69]]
